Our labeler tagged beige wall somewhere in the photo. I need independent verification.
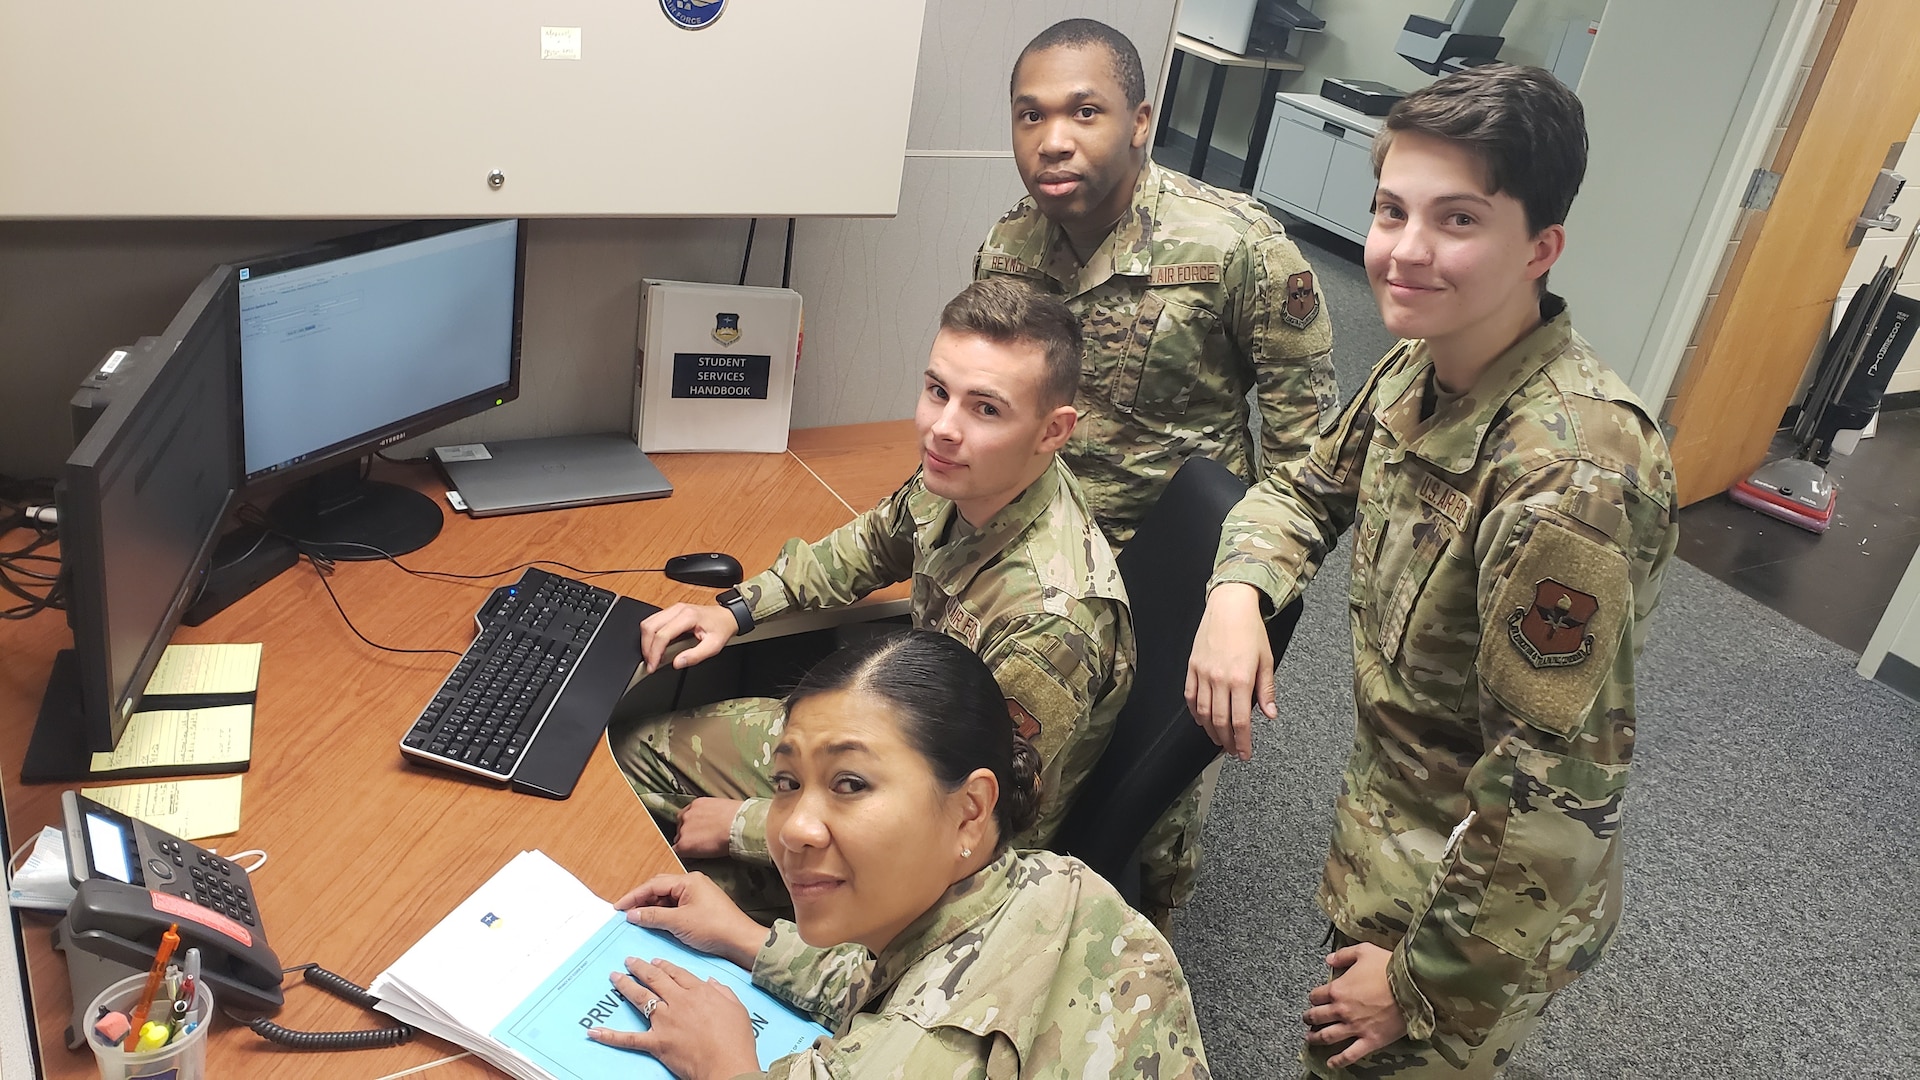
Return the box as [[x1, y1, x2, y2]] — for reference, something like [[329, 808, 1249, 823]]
[[0, 1, 1176, 480]]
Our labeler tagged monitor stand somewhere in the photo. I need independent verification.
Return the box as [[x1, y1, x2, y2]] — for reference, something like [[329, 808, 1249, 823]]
[[23, 651, 97, 783], [269, 461, 442, 561]]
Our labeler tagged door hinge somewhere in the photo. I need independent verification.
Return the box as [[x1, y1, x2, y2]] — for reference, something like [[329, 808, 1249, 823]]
[[1741, 168, 1782, 211]]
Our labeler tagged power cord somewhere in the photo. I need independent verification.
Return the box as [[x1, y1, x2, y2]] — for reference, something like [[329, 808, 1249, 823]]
[[231, 963, 415, 1050], [230, 502, 666, 658], [0, 475, 64, 619]]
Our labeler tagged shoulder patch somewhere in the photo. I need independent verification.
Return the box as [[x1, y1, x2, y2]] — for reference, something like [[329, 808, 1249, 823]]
[[1150, 262, 1222, 286], [1006, 699, 1041, 742], [1480, 517, 1631, 738], [992, 649, 1083, 766], [1282, 270, 1320, 329]]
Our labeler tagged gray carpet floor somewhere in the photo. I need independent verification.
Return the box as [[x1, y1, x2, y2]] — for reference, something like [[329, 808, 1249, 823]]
[[1174, 223, 1920, 1079]]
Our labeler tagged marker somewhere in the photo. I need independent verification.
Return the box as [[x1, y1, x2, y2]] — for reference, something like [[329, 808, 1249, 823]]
[[181, 948, 200, 1012], [124, 925, 180, 1051]]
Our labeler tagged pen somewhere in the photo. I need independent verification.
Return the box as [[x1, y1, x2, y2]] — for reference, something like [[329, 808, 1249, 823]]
[[124, 925, 180, 1051]]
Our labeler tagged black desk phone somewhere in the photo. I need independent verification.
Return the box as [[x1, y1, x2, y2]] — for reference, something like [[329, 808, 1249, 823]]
[[57, 790, 285, 1013]]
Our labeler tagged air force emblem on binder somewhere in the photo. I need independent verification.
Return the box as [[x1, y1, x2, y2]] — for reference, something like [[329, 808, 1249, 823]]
[[661, 0, 727, 30], [712, 312, 741, 346]]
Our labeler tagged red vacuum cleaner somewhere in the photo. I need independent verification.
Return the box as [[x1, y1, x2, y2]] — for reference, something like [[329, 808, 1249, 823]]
[[1731, 224, 1918, 532]]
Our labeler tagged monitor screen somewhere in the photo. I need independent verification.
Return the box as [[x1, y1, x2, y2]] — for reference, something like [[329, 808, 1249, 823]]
[[239, 218, 523, 485], [36, 265, 241, 767]]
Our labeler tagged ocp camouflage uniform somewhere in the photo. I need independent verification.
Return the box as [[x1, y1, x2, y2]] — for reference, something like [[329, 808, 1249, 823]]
[[749, 848, 1212, 1079], [1210, 298, 1678, 1077], [977, 158, 1337, 924], [610, 459, 1131, 914]]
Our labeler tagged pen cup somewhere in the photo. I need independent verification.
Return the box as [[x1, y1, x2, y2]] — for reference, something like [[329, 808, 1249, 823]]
[[84, 971, 213, 1080]]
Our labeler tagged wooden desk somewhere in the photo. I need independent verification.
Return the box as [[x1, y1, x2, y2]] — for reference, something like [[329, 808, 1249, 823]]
[[1, 423, 920, 1079]]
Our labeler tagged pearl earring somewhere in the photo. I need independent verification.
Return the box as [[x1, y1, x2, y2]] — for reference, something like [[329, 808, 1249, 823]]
[[961, 848, 972, 858]]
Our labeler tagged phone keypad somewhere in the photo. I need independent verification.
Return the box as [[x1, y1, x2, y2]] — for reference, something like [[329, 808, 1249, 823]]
[[161, 842, 257, 927]]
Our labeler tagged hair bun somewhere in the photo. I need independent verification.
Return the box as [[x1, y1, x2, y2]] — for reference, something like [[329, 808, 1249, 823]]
[[1004, 733, 1043, 838]]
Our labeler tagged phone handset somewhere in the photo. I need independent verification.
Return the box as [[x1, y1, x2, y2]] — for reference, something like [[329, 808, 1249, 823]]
[[59, 791, 285, 1011]]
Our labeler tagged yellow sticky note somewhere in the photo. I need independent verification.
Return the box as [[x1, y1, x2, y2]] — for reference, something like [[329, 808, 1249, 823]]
[[88, 706, 252, 774], [79, 777, 243, 840], [142, 643, 262, 696]]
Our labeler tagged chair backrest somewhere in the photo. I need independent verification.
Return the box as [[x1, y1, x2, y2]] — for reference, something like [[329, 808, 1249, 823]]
[[1050, 456, 1303, 894]]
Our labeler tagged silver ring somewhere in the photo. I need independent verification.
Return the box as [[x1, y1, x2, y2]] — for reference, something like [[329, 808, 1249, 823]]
[[642, 996, 661, 1021]]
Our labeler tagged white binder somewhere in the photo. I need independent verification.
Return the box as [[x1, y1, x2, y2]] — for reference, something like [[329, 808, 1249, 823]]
[[634, 280, 802, 453]]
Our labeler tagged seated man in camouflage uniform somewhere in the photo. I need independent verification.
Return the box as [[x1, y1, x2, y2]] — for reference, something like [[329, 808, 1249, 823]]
[[1187, 67, 1679, 1077], [610, 278, 1131, 920], [976, 18, 1338, 929]]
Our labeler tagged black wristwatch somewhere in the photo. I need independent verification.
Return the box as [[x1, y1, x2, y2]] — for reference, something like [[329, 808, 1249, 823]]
[[717, 588, 754, 635]]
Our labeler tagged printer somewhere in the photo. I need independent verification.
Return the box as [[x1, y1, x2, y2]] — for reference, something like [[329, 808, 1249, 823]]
[[1177, 0, 1325, 58], [1397, 0, 1517, 76]]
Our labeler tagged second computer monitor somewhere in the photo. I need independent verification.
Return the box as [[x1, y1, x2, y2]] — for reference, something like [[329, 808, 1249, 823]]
[[239, 218, 526, 557]]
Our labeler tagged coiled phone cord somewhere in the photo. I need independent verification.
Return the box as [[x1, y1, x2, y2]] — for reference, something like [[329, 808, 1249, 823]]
[[235, 963, 416, 1050]]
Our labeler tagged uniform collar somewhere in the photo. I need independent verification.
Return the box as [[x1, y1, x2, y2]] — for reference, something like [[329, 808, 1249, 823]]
[[1377, 296, 1574, 475], [857, 850, 1016, 1014], [917, 457, 1063, 590], [1006, 160, 1162, 296]]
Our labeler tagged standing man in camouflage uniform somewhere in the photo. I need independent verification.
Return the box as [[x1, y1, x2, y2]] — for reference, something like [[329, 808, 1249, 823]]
[[1187, 67, 1679, 1077], [610, 278, 1131, 919], [976, 17, 1337, 927]]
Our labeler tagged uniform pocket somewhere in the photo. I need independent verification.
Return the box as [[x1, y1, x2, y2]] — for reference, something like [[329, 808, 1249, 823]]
[[1472, 744, 1628, 959], [1113, 292, 1212, 420]]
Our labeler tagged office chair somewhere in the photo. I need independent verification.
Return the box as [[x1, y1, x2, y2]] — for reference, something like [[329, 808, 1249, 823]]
[[1050, 456, 1304, 904]]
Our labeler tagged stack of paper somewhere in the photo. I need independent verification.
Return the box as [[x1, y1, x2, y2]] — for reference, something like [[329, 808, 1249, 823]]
[[372, 851, 827, 1080]]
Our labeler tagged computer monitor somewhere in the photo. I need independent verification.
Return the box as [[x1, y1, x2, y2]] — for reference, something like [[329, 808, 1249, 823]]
[[23, 265, 242, 782], [238, 218, 525, 558]]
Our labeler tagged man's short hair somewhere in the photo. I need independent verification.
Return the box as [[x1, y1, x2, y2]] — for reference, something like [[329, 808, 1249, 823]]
[[938, 279, 1081, 409], [1372, 64, 1588, 235], [1011, 19, 1147, 110]]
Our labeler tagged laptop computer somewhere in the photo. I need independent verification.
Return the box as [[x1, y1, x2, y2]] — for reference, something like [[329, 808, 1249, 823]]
[[433, 433, 673, 517]]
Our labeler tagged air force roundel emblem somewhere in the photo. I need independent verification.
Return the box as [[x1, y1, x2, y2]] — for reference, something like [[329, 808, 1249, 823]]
[[712, 312, 742, 345], [662, 0, 727, 30]]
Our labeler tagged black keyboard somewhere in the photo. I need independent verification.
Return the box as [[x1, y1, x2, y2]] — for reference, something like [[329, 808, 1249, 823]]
[[399, 567, 654, 799]]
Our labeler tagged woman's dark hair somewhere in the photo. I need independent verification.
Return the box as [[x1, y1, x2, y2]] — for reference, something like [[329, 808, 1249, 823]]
[[784, 630, 1041, 850]]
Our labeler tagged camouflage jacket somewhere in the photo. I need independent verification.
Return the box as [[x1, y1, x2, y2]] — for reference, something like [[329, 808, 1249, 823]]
[[1210, 301, 1678, 1065], [735, 457, 1132, 853], [744, 849, 1211, 1079], [976, 159, 1337, 546]]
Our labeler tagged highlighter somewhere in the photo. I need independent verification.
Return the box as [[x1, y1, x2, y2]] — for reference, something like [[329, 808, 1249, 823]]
[[134, 1021, 171, 1053]]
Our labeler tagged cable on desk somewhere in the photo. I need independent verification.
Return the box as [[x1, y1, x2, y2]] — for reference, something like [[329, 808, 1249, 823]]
[[235, 963, 416, 1051], [0, 477, 64, 619]]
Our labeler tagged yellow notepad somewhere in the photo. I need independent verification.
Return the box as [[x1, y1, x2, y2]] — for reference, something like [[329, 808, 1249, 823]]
[[143, 643, 262, 696], [79, 777, 243, 841], [89, 706, 253, 774]]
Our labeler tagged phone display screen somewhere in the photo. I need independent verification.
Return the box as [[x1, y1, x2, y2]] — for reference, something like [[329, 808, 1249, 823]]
[[83, 811, 135, 884]]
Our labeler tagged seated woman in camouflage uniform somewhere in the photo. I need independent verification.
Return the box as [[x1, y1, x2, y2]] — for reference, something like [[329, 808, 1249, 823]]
[[587, 630, 1210, 1079]]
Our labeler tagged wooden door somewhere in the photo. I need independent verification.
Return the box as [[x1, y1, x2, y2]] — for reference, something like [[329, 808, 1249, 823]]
[[1667, 0, 1920, 506]]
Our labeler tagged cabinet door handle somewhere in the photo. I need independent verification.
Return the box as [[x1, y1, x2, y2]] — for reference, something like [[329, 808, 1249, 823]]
[[1322, 121, 1347, 139]]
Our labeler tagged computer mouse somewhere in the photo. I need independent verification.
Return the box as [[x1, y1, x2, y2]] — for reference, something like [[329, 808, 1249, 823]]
[[664, 552, 744, 588]]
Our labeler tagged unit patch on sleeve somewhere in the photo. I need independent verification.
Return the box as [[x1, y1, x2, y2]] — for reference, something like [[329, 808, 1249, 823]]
[[1282, 270, 1320, 329], [1508, 579, 1598, 668], [1006, 699, 1042, 742]]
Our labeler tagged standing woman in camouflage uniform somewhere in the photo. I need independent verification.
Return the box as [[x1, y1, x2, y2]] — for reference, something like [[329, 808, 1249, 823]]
[[1187, 67, 1678, 1077], [591, 631, 1211, 1079]]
